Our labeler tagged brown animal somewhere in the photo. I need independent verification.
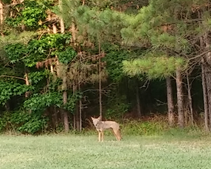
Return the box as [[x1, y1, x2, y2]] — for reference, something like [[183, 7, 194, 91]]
[[91, 116, 121, 142]]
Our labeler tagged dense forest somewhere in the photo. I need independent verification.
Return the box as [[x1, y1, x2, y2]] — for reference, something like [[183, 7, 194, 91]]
[[0, 0, 211, 134]]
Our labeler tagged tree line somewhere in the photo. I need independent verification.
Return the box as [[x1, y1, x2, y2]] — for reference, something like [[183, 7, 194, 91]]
[[0, 0, 211, 134]]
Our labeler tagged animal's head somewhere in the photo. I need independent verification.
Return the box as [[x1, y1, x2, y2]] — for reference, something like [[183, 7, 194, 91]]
[[91, 116, 102, 126]]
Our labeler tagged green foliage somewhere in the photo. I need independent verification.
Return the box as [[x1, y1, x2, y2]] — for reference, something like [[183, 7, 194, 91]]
[[4, 43, 27, 63], [105, 95, 129, 119], [5, 0, 51, 30], [164, 126, 205, 139], [0, 81, 33, 105], [0, 111, 47, 134], [24, 92, 63, 112], [53, 0, 80, 27], [24, 92, 80, 112], [151, 33, 189, 51], [103, 46, 131, 82], [4, 33, 73, 67], [0, 32, 35, 47], [123, 55, 187, 79], [75, 6, 129, 42], [0, 112, 10, 131], [57, 47, 77, 64], [85, 0, 118, 9], [63, 92, 82, 112], [26, 33, 72, 67], [122, 120, 167, 136], [16, 114, 47, 134], [1, 0, 12, 4], [28, 70, 50, 84]]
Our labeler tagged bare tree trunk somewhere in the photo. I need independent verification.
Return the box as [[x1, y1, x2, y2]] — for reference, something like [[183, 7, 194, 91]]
[[0, 1, 3, 34], [166, 77, 174, 126], [53, 24, 57, 34], [176, 69, 184, 128], [79, 91, 82, 131], [203, 34, 211, 131], [59, 0, 64, 33], [60, 19, 64, 33], [186, 73, 194, 125], [58, 0, 69, 132], [73, 81, 80, 131], [62, 75, 69, 132], [205, 66, 211, 130], [201, 58, 209, 131], [25, 72, 30, 98], [98, 41, 102, 118], [136, 82, 141, 117]]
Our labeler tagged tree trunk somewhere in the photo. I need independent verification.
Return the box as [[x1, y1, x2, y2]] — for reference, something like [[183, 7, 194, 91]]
[[79, 94, 82, 131], [98, 41, 102, 117], [62, 75, 69, 132], [0, 1, 3, 34], [186, 73, 194, 125], [201, 57, 209, 131], [136, 82, 141, 118], [59, 0, 69, 132], [166, 77, 174, 126], [203, 34, 211, 131], [25, 72, 30, 98], [73, 82, 80, 131], [176, 69, 184, 128], [59, 0, 64, 33], [204, 64, 211, 131]]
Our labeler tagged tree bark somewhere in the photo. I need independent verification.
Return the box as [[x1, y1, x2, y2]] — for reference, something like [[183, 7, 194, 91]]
[[59, 0, 69, 132], [73, 81, 80, 131], [166, 77, 174, 126], [0, 1, 3, 33], [79, 93, 82, 131], [62, 75, 69, 132], [203, 34, 211, 131], [98, 41, 102, 118], [176, 69, 184, 128], [186, 73, 194, 125], [201, 57, 209, 131], [59, 0, 64, 33], [136, 82, 141, 117], [25, 72, 30, 98]]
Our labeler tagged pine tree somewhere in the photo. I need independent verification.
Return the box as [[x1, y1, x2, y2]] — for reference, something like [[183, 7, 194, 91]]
[[122, 0, 211, 128]]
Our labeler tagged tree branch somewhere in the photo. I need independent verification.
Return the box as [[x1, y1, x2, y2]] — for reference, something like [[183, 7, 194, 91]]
[[0, 75, 26, 81]]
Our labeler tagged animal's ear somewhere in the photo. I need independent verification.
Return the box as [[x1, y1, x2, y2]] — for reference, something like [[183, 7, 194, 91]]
[[98, 116, 102, 120]]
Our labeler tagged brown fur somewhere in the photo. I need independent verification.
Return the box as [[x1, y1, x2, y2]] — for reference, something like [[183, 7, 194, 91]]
[[91, 116, 121, 142]]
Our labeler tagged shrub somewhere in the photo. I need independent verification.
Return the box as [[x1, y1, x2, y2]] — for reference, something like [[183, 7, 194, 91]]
[[0, 111, 48, 134], [121, 120, 167, 136]]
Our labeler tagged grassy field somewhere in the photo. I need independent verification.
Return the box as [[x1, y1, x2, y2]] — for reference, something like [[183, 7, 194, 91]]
[[1, 133, 211, 169]]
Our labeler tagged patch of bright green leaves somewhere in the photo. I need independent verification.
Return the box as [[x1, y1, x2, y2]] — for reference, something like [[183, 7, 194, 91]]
[[0, 111, 47, 134], [4, 33, 75, 67], [5, 0, 51, 30], [0, 81, 33, 105], [24, 92, 81, 112]]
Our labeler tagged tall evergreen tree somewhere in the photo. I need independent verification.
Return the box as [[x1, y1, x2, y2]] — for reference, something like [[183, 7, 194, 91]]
[[122, 0, 211, 128]]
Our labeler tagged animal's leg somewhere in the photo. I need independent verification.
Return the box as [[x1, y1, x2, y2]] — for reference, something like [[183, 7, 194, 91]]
[[98, 131, 101, 142], [101, 131, 104, 142]]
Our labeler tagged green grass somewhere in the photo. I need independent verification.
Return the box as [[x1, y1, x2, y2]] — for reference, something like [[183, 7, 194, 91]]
[[0, 133, 211, 169]]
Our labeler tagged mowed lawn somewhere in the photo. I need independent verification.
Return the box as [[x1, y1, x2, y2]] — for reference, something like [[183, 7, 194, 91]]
[[1, 134, 211, 169]]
